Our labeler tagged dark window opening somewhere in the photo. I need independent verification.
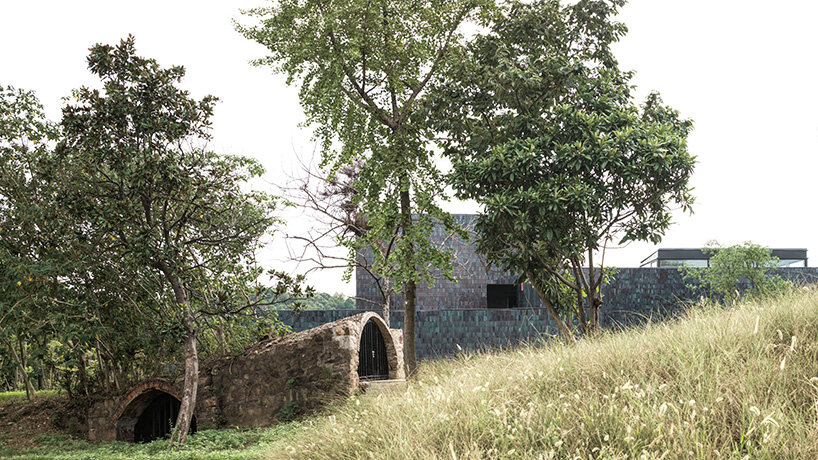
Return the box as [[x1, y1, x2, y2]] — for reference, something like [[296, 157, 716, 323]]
[[357, 320, 389, 381], [133, 392, 196, 443], [487, 284, 518, 308]]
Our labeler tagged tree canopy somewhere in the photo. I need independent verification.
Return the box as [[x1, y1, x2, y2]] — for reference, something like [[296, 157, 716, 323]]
[[682, 242, 793, 302], [50, 36, 302, 442], [428, 0, 695, 340], [237, 0, 491, 371]]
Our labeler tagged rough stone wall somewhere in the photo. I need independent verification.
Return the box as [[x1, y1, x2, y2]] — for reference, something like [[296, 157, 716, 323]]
[[88, 312, 403, 441]]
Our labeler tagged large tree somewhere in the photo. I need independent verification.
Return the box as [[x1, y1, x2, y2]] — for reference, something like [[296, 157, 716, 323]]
[[0, 85, 63, 401], [429, 0, 695, 340], [237, 0, 490, 372], [55, 37, 287, 443]]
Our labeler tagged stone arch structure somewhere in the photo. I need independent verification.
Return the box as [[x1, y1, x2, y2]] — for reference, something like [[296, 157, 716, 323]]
[[88, 313, 404, 441], [112, 379, 195, 442], [351, 312, 404, 381]]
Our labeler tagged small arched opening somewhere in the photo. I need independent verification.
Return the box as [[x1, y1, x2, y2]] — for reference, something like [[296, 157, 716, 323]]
[[357, 318, 390, 380], [115, 387, 196, 443]]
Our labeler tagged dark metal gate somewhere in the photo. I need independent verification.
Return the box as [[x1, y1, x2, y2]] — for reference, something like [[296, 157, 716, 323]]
[[357, 320, 389, 380], [133, 392, 196, 443], [134, 393, 178, 443]]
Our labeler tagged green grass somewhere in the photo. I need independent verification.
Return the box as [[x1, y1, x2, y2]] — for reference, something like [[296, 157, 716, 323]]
[[0, 425, 301, 459], [5, 288, 818, 459], [0, 390, 60, 407]]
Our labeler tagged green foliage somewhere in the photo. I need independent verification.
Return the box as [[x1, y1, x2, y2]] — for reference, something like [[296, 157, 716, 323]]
[[427, 0, 695, 339], [53, 34, 291, 333], [0, 38, 311, 401], [237, 0, 494, 367], [271, 291, 355, 310], [0, 390, 59, 407], [681, 242, 793, 302], [0, 85, 73, 397], [276, 401, 301, 421], [0, 425, 301, 459]]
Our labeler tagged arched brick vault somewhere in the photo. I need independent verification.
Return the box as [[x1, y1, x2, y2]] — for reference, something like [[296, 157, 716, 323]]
[[113, 379, 181, 421], [351, 312, 405, 381], [112, 379, 184, 442], [88, 313, 404, 441]]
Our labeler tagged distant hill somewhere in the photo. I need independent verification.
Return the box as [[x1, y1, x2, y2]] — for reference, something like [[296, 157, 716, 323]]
[[270, 291, 356, 311]]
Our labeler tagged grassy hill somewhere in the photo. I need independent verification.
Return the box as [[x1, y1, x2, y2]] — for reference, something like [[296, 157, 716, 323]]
[[269, 288, 818, 459], [4, 288, 818, 459]]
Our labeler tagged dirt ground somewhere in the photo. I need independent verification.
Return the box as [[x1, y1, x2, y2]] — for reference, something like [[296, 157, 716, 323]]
[[0, 393, 77, 450]]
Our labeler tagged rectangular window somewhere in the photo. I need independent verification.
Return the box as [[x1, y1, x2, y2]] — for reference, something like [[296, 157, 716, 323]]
[[658, 259, 708, 268], [487, 284, 518, 308]]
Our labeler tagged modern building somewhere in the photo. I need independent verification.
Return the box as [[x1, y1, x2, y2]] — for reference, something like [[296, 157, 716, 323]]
[[640, 248, 808, 268], [281, 214, 817, 358]]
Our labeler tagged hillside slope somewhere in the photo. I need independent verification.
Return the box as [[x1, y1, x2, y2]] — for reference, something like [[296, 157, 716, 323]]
[[268, 289, 818, 459]]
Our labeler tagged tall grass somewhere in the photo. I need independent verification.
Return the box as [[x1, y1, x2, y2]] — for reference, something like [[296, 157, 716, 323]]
[[266, 288, 818, 459]]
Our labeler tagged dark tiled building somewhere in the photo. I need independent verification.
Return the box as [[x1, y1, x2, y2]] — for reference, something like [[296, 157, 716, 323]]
[[283, 214, 818, 358]]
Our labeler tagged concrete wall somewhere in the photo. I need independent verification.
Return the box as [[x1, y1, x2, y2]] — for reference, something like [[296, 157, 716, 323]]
[[88, 312, 403, 442]]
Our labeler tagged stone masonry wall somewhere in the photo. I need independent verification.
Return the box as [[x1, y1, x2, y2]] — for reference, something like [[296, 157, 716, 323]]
[[88, 312, 403, 441]]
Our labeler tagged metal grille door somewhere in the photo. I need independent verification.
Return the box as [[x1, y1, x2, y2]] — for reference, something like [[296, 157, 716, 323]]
[[134, 393, 179, 443], [357, 320, 389, 380]]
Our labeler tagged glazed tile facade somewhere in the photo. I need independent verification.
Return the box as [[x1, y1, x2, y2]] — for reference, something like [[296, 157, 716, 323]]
[[281, 215, 818, 358]]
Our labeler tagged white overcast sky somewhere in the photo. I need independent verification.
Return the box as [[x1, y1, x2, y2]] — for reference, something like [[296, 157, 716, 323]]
[[2, 1, 817, 296]]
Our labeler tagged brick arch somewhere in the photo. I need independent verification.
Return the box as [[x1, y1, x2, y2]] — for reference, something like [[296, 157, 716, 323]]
[[113, 379, 180, 421], [113, 379, 185, 442], [354, 312, 404, 380]]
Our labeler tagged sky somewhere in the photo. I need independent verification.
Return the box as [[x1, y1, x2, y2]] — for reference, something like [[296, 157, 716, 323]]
[[2, 1, 817, 296]]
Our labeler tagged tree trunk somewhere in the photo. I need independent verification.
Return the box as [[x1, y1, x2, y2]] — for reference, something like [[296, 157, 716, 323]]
[[381, 278, 392, 328], [6, 338, 36, 401], [399, 188, 418, 375], [171, 314, 198, 444], [63, 371, 74, 400], [570, 264, 587, 335], [586, 249, 599, 332], [217, 318, 228, 355], [77, 353, 89, 396], [527, 272, 575, 343], [162, 267, 197, 445], [96, 344, 109, 391], [404, 279, 417, 374]]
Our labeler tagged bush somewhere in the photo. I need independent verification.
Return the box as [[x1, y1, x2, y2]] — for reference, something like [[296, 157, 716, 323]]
[[681, 241, 793, 302]]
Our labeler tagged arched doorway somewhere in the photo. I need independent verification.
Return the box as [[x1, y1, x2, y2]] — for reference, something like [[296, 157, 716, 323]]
[[357, 319, 389, 380], [115, 386, 196, 443], [133, 392, 197, 443]]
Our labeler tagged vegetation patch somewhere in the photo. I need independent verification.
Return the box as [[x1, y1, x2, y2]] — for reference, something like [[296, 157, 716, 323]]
[[4, 289, 818, 458], [0, 425, 299, 460], [265, 288, 818, 458]]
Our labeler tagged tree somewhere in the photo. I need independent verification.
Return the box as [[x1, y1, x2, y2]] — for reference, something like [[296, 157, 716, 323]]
[[237, 0, 490, 372], [282, 157, 401, 324], [681, 242, 792, 302], [428, 0, 695, 341], [55, 37, 288, 443], [0, 85, 62, 401]]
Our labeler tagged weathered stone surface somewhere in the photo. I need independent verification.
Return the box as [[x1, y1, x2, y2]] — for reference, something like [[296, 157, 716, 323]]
[[88, 312, 403, 441]]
